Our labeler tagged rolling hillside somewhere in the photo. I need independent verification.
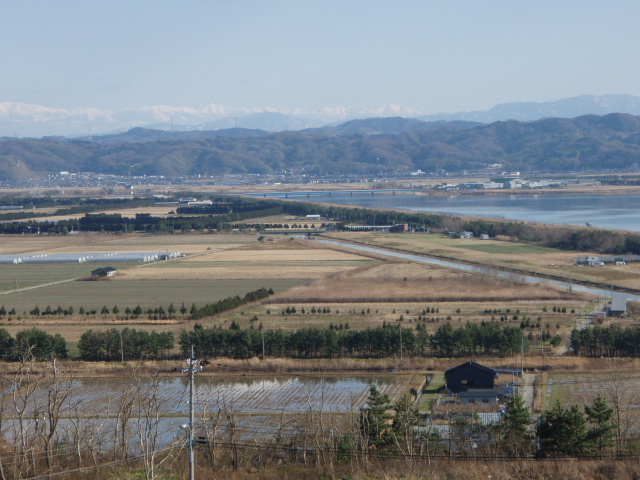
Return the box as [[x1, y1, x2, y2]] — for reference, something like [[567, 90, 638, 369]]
[[1, 114, 640, 180]]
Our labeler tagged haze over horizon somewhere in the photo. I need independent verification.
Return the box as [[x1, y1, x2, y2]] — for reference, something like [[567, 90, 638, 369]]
[[3, 1, 640, 116]]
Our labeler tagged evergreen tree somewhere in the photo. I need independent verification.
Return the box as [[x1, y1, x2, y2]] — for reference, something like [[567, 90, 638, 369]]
[[0, 328, 14, 360], [585, 394, 617, 455], [538, 401, 587, 457], [359, 385, 393, 450], [500, 393, 534, 456]]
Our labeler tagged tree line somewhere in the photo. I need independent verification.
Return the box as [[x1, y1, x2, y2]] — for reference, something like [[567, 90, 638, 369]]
[[179, 321, 527, 359], [2, 287, 272, 322], [570, 325, 640, 357], [3, 192, 640, 255], [0, 320, 531, 362], [190, 287, 273, 320]]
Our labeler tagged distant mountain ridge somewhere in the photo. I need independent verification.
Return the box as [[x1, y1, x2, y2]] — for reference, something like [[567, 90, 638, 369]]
[[2, 113, 640, 181], [418, 94, 640, 123], [2, 94, 640, 138]]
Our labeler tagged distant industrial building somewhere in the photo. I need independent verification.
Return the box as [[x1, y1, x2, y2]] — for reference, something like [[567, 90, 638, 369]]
[[0, 251, 181, 265], [343, 224, 409, 233]]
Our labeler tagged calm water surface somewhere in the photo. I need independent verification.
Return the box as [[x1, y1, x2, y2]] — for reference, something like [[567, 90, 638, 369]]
[[295, 192, 640, 231]]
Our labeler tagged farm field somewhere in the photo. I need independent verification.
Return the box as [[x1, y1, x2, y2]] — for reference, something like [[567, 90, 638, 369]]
[[202, 259, 594, 348], [0, 233, 380, 346], [2, 373, 414, 418], [0, 279, 297, 332], [323, 232, 640, 291], [25, 205, 181, 223], [0, 232, 256, 255], [543, 370, 640, 410], [0, 230, 600, 361]]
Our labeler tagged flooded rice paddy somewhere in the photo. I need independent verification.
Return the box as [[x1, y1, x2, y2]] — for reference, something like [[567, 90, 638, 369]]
[[4, 374, 412, 418]]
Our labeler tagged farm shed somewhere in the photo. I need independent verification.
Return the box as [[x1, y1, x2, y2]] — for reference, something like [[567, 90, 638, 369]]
[[91, 266, 118, 278], [445, 361, 496, 393], [607, 296, 627, 317], [389, 223, 409, 233]]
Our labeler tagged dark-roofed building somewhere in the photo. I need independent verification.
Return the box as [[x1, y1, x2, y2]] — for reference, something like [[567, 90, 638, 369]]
[[91, 266, 118, 278], [445, 361, 497, 393]]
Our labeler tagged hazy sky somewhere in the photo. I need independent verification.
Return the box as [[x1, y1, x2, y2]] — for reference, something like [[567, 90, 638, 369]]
[[3, 1, 639, 113]]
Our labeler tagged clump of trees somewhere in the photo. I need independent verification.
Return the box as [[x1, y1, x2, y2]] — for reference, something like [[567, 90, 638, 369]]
[[429, 322, 525, 356], [570, 325, 640, 357], [538, 395, 616, 457], [0, 327, 67, 360], [77, 328, 174, 361]]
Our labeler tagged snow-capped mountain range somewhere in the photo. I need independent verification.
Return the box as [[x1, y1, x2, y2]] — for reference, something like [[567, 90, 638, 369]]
[[0, 102, 418, 138], [2, 95, 640, 138]]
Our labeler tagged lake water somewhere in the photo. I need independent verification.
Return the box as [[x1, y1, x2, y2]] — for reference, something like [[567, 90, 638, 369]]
[[292, 192, 640, 232]]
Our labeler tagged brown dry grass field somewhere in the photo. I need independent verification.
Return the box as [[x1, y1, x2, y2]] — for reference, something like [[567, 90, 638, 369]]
[[323, 231, 640, 291], [0, 232, 257, 255], [210, 259, 590, 337]]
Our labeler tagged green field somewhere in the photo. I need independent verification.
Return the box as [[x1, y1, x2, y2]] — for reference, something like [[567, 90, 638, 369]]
[[0, 278, 300, 313], [0, 263, 114, 292], [455, 243, 561, 254]]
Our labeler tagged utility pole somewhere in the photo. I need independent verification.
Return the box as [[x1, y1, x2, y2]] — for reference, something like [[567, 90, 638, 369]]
[[540, 325, 545, 368], [188, 345, 195, 480], [181, 346, 207, 480]]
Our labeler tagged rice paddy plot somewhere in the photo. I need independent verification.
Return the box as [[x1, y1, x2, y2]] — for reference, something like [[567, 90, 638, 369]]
[[543, 372, 640, 409], [5, 374, 412, 419]]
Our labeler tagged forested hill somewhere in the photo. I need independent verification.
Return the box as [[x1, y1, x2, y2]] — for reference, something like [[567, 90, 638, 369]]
[[1, 113, 640, 180]]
